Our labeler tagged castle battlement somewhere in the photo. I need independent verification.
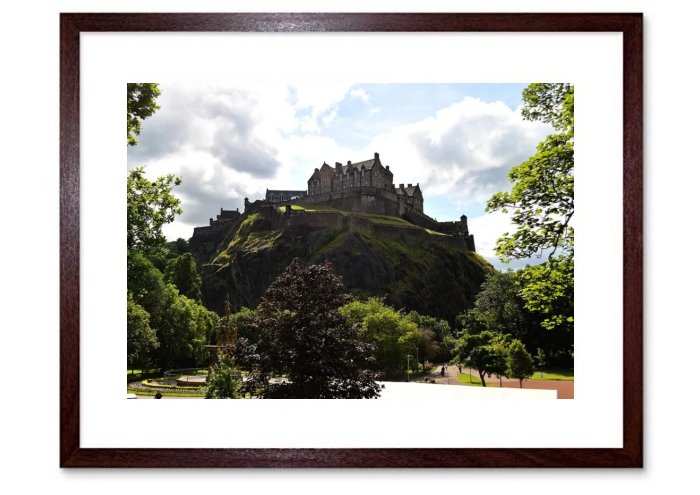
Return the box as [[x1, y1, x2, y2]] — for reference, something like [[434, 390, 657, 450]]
[[192, 154, 475, 252]]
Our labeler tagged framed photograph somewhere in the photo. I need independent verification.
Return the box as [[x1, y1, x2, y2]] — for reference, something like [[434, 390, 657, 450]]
[[61, 13, 642, 467]]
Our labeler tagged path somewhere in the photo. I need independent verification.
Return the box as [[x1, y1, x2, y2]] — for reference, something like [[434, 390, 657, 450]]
[[416, 364, 574, 399]]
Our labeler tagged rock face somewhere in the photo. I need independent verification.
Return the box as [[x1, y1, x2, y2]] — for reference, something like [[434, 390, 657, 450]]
[[190, 210, 491, 324]]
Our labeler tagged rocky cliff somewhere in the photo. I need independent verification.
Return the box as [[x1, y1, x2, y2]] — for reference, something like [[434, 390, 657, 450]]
[[190, 209, 491, 324]]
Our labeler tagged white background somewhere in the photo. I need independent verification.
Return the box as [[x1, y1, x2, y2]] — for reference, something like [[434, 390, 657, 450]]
[[80, 31, 621, 449], [0, 0, 696, 491]]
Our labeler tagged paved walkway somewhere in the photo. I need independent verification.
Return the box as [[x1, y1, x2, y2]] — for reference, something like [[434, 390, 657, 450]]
[[416, 364, 574, 399]]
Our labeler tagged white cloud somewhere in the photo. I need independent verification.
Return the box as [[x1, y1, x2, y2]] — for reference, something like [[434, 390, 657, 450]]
[[128, 84, 552, 254], [363, 97, 551, 208], [349, 88, 370, 105]]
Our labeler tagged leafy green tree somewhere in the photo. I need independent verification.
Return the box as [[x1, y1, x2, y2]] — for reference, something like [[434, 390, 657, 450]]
[[127, 83, 161, 146], [406, 310, 452, 362], [487, 333, 510, 387], [127, 166, 182, 250], [165, 253, 202, 303], [128, 252, 217, 370], [205, 350, 243, 399], [232, 260, 381, 399], [453, 331, 503, 387], [127, 293, 159, 371], [517, 254, 574, 332], [457, 271, 526, 339], [150, 284, 219, 369], [341, 298, 421, 380], [507, 340, 535, 388], [486, 83, 573, 261], [128, 250, 167, 316], [148, 238, 191, 272]]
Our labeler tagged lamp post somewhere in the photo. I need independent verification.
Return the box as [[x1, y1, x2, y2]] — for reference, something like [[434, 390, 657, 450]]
[[407, 354, 410, 382]]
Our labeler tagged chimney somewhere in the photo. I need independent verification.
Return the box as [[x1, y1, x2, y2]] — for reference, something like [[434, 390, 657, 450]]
[[335, 162, 342, 173], [347, 160, 352, 166], [386, 165, 390, 171], [408, 184, 412, 188], [399, 183, 405, 190], [374, 152, 379, 160]]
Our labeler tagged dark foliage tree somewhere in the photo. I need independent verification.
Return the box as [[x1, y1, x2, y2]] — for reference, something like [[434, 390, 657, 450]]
[[457, 271, 526, 339], [232, 259, 381, 398], [165, 252, 202, 303], [406, 310, 453, 363]]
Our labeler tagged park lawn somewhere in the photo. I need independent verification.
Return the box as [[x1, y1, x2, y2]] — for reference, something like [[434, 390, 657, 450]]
[[127, 387, 204, 398], [528, 369, 574, 381], [457, 373, 491, 387]]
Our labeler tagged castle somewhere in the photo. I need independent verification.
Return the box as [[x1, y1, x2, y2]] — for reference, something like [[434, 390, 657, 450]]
[[193, 153, 476, 252]]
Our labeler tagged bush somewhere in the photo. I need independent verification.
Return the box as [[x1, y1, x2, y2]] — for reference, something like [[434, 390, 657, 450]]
[[205, 351, 243, 399]]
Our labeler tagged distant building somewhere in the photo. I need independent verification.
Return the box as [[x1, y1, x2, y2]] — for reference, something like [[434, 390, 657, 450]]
[[265, 189, 307, 203], [194, 152, 475, 253], [306, 152, 425, 214]]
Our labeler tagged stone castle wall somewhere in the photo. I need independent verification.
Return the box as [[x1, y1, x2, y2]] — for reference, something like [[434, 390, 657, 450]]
[[248, 204, 470, 251]]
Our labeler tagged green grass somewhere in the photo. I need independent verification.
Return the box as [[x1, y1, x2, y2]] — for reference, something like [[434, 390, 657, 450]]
[[127, 387, 204, 398], [353, 212, 416, 227], [457, 373, 490, 387], [279, 203, 344, 213], [529, 369, 574, 381]]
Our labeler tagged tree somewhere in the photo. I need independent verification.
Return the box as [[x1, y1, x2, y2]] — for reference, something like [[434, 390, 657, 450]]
[[127, 166, 182, 250], [457, 271, 526, 339], [341, 298, 421, 379], [416, 327, 440, 371], [486, 83, 574, 261], [406, 310, 453, 363], [165, 253, 202, 303], [127, 83, 161, 146], [507, 340, 535, 388], [127, 293, 159, 371], [205, 350, 243, 399], [453, 331, 505, 387], [517, 254, 573, 332], [128, 252, 218, 370], [232, 260, 381, 399]]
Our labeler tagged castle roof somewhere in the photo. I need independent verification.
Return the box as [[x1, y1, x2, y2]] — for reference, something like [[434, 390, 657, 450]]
[[396, 184, 421, 197], [342, 159, 376, 174]]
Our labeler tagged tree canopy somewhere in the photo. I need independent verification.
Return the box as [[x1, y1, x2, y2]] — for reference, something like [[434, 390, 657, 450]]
[[486, 83, 574, 261], [341, 297, 421, 380], [165, 253, 202, 303], [127, 83, 161, 146], [457, 271, 526, 339], [231, 260, 381, 399], [127, 166, 182, 251], [506, 339, 535, 388]]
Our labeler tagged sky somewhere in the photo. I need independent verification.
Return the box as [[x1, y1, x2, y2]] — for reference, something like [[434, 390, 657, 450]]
[[127, 83, 554, 270]]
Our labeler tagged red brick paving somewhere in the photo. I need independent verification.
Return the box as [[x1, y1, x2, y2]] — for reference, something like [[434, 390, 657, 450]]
[[425, 365, 574, 399]]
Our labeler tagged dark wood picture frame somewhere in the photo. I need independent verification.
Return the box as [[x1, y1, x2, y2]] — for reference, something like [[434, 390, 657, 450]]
[[60, 12, 643, 468]]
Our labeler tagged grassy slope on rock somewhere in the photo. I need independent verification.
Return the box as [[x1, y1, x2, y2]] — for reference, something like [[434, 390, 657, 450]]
[[198, 209, 492, 321]]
